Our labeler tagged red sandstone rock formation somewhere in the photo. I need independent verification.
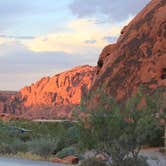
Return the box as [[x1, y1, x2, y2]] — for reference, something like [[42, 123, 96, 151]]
[[92, 0, 166, 100], [0, 91, 23, 115], [0, 66, 95, 119], [21, 65, 95, 107], [19, 65, 95, 118]]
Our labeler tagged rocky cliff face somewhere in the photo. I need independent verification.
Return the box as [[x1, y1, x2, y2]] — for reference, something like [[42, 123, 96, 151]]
[[0, 91, 23, 115], [20, 65, 95, 116], [92, 0, 166, 100], [0, 65, 95, 119]]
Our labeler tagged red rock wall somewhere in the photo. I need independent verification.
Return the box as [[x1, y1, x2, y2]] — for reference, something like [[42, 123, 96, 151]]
[[92, 0, 166, 100], [0, 91, 23, 115], [0, 66, 96, 119], [20, 65, 95, 108]]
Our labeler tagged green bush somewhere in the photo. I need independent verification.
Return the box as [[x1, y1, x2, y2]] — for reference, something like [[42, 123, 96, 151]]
[[122, 157, 149, 166], [0, 139, 27, 154], [0, 143, 12, 154], [56, 147, 76, 158], [27, 136, 56, 157], [79, 88, 165, 166], [0, 120, 80, 159], [65, 126, 80, 145], [80, 158, 107, 166], [10, 139, 28, 154]]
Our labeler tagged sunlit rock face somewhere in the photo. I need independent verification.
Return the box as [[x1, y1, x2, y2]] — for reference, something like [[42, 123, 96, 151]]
[[20, 65, 95, 113], [91, 0, 166, 100], [0, 66, 96, 119]]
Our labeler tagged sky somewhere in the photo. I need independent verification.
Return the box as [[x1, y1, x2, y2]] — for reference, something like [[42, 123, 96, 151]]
[[0, 0, 151, 90]]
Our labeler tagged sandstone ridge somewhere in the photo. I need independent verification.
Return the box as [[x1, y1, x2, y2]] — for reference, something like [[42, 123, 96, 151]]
[[21, 65, 95, 108]]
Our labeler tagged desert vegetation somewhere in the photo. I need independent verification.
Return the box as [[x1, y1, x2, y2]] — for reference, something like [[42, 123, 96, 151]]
[[0, 88, 165, 166], [77, 88, 165, 166], [0, 120, 80, 160]]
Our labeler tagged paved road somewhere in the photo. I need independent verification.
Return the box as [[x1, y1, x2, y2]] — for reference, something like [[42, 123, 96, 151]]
[[0, 157, 67, 166], [141, 148, 166, 166]]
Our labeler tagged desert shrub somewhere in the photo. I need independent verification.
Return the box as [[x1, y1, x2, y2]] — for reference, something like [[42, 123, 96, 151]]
[[80, 158, 107, 166], [78, 88, 165, 166], [27, 136, 56, 157], [122, 157, 149, 166], [0, 120, 80, 158], [0, 139, 27, 154], [0, 134, 27, 154], [0, 143, 12, 154], [65, 126, 80, 145], [56, 147, 76, 158], [9, 139, 28, 154], [54, 125, 80, 153], [144, 126, 164, 147], [19, 133, 31, 142]]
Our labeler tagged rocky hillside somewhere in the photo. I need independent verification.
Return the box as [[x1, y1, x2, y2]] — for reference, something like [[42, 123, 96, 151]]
[[91, 0, 166, 100], [0, 65, 95, 119], [20, 65, 95, 108], [0, 91, 23, 115]]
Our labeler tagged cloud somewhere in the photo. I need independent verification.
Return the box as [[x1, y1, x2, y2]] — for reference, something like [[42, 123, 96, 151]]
[[103, 36, 118, 43], [0, 41, 87, 65], [0, 40, 97, 90], [25, 18, 130, 55], [0, 1, 70, 17], [0, 35, 35, 40], [0, 1, 72, 33], [85, 39, 96, 44], [70, 0, 151, 21], [0, 16, 130, 90]]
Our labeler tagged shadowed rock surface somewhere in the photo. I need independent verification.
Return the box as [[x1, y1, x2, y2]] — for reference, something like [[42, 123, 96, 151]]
[[91, 0, 166, 100], [0, 91, 24, 116]]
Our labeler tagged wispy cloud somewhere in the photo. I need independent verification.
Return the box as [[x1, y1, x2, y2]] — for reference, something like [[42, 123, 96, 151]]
[[0, 35, 35, 40], [70, 0, 151, 21], [103, 36, 118, 43], [25, 18, 130, 54], [0, 40, 97, 90], [85, 39, 96, 44]]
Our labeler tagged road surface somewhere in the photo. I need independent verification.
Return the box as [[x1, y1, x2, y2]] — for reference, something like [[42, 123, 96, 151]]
[[141, 148, 166, 166], [0, 157, 67, 166]]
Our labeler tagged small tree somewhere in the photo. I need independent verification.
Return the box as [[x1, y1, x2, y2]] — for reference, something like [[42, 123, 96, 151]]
[[78, 88, 165, 166]]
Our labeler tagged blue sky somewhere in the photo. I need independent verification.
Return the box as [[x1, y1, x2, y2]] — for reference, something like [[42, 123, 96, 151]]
[[0, 0, 151, 90]]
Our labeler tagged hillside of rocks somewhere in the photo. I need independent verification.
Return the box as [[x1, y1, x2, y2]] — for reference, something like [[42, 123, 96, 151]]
[[19, 65, 95, 119], [91, 0, 166, 101], [21, 65, 95, 107], [0, 91, 24, 117]]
